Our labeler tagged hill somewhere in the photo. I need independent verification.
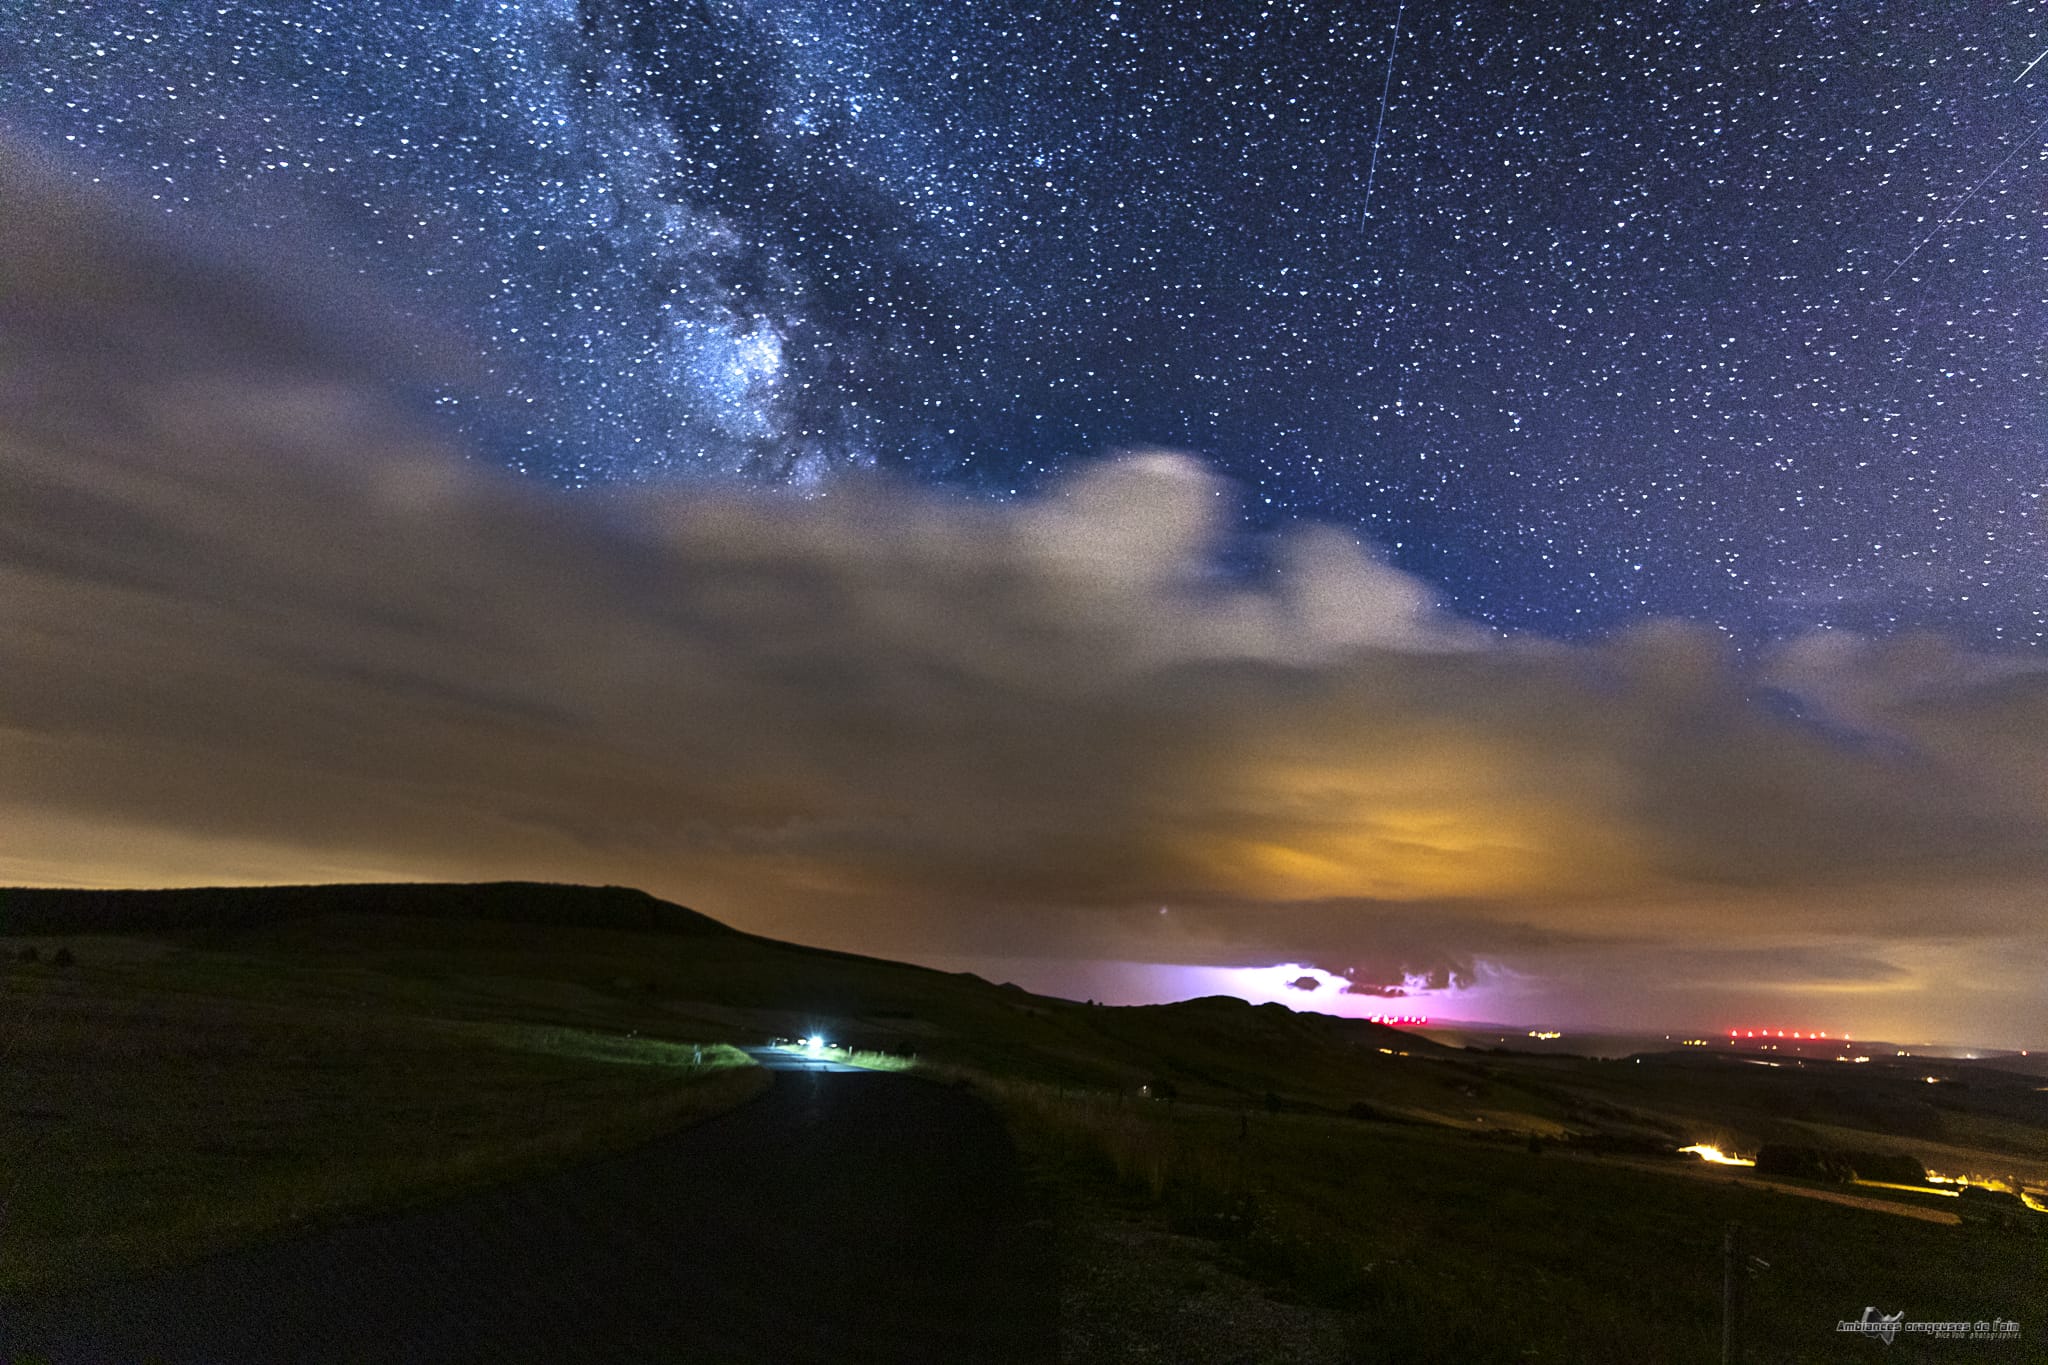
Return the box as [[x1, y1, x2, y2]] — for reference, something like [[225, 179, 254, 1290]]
[[0, 881, 734, 938], [1, 881, 1445, 1103]]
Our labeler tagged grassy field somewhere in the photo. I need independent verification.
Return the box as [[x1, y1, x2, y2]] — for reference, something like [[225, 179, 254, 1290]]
[[0, 936, 764, 1295], [986, 1079, 2044, 1365]]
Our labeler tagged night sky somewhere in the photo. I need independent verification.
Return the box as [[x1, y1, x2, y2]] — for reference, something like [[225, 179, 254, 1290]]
[[5, 3, 2048, 1045], [9, 0, 2045, 642]]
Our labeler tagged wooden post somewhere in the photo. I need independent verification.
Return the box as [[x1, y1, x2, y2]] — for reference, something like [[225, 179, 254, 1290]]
[[1722, 1221, 1742, 1365]]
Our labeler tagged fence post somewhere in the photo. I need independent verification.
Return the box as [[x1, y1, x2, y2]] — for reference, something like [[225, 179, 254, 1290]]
[[1722, 1221, 1742, 1365]]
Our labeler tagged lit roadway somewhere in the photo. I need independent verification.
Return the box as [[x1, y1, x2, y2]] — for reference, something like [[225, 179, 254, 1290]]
[[748, 1041, 869, 1073]]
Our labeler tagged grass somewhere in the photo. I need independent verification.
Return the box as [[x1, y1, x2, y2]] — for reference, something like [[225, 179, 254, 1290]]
[[0, 947, 765, 1295], [980, 1076, 2046, 1365]]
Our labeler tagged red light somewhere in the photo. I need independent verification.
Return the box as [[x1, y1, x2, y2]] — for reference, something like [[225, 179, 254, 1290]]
[[1729, 1025, 1844, 1045]]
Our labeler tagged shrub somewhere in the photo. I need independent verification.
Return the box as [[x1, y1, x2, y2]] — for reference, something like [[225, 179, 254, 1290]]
[[50, 946, 74, 968], [1849, 1149, 1925, 1185], [1755, 1144, 1851, 1182], [1754, 1143, 1925, 1185]]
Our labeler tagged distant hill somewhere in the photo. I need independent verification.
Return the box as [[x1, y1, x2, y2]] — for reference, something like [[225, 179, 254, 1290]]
[[0, 881, 736, 938], [0, 880, 1463, 1107], [5, 882, 2040, 1170]]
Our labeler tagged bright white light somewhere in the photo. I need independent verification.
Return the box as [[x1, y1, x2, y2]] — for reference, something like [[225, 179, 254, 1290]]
[[1679, 1143, 1755, 1167]]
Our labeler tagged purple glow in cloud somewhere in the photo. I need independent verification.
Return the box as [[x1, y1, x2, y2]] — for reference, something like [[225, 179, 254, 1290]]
[[915, 956, 1517, 1024]]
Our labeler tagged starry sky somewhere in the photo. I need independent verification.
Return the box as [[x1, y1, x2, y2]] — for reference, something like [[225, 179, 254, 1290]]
[[5, 3, 2048, 1045], [7, 0, 2045, 644]]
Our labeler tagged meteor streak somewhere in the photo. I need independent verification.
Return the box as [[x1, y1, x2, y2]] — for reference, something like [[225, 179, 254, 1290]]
[[1360, 0, 1405, 227], [1883, 106, 2048, 284]]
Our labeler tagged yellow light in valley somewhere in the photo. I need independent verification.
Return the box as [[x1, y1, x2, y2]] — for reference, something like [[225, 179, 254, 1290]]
[[1678, 1144, 1755, 1167]]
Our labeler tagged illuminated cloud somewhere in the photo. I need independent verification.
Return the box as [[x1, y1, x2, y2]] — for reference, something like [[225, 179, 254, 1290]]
[[3, 142, 2047, 1044]]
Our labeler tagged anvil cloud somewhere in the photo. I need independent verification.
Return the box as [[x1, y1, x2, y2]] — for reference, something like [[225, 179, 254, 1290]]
[[3, 147, 2043, 1044]]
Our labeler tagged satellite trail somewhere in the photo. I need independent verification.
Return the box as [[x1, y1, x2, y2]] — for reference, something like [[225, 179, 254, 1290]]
[[1884, 106, 2048, 283], [1360, 0, 1406, 227]]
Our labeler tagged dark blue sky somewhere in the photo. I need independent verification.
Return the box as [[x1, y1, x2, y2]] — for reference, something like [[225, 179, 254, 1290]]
[[7, 0, 2044, 643]]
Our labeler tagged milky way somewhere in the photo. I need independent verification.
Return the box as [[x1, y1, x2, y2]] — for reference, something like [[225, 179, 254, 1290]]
[[5, 1, 2045, 643]]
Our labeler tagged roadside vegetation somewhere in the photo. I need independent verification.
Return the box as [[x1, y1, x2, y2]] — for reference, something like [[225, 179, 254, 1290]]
[[0, 938, 762, 1295], [831, 1047, 918, 1072], [980, 1077, 2043, 1364]]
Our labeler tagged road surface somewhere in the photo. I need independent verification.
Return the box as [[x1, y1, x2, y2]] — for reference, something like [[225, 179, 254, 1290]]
[[1, 1065, 1054, 1364], [750, 1044, 872, 1073]]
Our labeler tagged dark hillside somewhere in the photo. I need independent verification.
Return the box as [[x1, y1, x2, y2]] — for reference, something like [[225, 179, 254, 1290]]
[[0, 882, 734, 938], [0, 883, 1462, 1109]]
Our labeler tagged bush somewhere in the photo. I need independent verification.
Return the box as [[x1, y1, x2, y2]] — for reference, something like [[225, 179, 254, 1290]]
[[1755, 1144, 1853, 1182], [1956, 1186, 2041, 1233], [16, 945, 39, 963], [50, 946, 74, 968], [1850, 1149, 1925, 1185], [1754, 1143, 1924, 1185]]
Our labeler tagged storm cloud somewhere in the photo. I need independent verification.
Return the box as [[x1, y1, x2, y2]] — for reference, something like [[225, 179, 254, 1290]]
[[4, 144, 2045, 1043]]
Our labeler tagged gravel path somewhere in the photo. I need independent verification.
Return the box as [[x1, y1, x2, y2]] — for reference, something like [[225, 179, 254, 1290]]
[[1, 1069, 1055, 1364]]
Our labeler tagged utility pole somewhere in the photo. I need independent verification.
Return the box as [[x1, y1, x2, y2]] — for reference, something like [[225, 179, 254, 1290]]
[[1722, 1221, 1743, 1365]]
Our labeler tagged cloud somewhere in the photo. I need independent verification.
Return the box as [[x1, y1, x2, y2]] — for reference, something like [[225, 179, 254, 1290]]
[[1285, 975, 1321, 992], [4, 140, 2048, 1043]]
